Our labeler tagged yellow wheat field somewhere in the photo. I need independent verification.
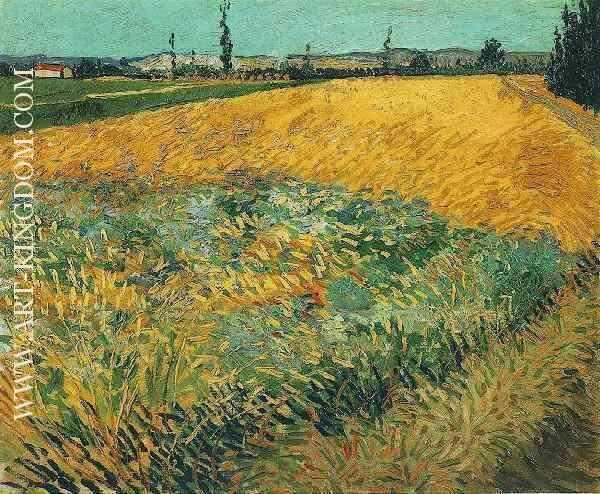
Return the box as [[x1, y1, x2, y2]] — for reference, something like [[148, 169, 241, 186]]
[[1, 75, 598, 252]]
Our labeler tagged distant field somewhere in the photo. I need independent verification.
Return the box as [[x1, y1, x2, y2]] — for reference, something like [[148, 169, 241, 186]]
[[0, 77, 307, 133], [0, 77, 189, 105]]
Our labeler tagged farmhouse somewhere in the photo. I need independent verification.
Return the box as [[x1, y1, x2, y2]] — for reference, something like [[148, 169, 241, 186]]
[[34, 63, 74, 79]]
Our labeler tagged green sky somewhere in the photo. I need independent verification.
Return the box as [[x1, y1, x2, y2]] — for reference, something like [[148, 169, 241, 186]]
[[0, 0, 568, 57]]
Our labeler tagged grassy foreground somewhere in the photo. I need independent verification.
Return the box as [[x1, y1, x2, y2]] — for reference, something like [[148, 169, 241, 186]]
[[0, 78, 307, 134], [1, 170, 593, 493]]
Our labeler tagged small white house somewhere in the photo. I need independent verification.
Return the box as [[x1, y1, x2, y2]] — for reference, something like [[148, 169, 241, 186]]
[[34, 63, 74, 79]]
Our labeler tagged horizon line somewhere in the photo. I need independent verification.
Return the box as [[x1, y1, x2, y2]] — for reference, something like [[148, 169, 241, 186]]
[[0, 46, 551, 61]]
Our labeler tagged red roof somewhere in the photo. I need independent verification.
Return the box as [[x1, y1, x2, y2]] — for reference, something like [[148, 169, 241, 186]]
[[35, 63, 65, 71]]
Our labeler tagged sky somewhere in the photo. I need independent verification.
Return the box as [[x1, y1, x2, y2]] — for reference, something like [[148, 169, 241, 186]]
[[0, 0, 570, 57]]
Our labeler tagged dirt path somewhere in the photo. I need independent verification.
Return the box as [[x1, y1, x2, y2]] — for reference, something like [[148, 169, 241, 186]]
[[85, 83, 195, 99], [83, 80, 252, 99], [503, 76, 600, 149]]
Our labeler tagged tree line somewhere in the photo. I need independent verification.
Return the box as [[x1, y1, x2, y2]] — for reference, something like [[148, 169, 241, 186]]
[[164, 3, 546, 79]]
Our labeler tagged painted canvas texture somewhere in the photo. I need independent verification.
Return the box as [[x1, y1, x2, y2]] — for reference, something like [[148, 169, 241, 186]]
[[0, 1, 599, 493]]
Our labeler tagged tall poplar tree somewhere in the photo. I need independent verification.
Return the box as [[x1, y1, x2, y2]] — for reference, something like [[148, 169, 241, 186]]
[[382, 26, 393, 70], [169, 32, 176, 71], [219, 0, 234, 74]]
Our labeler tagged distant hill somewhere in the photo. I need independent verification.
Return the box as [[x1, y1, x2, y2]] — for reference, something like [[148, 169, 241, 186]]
[[129, 52, 286, 72], [0, 54, 122, 68], [287, 48, 550, 68], [1, 47, 550, 73]]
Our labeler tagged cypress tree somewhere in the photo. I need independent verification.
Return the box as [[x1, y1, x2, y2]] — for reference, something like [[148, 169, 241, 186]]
[[547, 0, 600, 112]]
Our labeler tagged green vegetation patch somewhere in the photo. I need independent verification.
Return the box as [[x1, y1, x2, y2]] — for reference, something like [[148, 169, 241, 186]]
[[0, 171, 577, 492]]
